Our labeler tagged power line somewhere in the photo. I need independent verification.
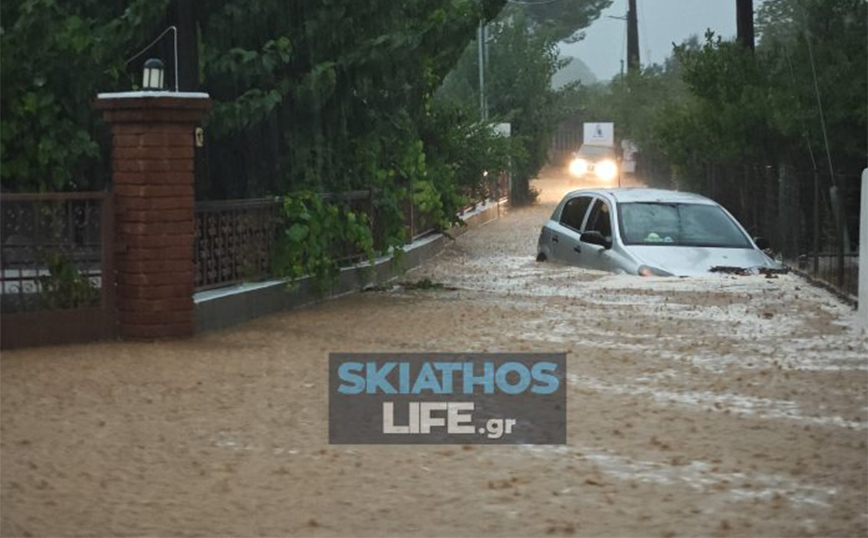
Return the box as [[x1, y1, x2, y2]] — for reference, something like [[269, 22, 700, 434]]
[[799, 8, 836, 186]]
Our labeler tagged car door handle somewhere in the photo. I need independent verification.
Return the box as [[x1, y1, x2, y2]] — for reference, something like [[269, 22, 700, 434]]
[[551, 235, 559, 243], [573, 245, 581, 254]]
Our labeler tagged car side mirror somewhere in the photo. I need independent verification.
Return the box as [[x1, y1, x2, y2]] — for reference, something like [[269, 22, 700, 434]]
[[754, 236, 771, 251], [581, 231, 612, 249]]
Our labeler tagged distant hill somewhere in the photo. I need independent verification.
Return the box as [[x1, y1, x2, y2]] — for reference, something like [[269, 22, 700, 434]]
[[552, 56, 598, 89]]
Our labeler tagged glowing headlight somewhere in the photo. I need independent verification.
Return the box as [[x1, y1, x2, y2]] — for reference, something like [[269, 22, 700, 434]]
[[568, 158, 589, 177], [595, 160, 618, 181]]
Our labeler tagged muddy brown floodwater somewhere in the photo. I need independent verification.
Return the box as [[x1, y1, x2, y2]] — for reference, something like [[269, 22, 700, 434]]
[[2, 168, 867, 537]]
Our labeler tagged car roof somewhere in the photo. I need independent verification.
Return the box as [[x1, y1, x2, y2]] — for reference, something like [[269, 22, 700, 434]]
[[564, 188, 718, 205]]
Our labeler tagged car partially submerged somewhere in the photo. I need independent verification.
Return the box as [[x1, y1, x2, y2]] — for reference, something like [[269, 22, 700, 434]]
[[537, 188, 782, 276]]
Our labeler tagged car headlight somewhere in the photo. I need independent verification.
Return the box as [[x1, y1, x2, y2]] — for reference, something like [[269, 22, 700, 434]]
[[594, 160, 618, 181], [568, 158, 589, 176], [637, 265, 673, 277]]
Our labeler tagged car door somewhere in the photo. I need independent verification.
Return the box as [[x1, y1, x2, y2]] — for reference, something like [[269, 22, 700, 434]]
[[576, 198, 617, 271], [549, 195, 592, 264]]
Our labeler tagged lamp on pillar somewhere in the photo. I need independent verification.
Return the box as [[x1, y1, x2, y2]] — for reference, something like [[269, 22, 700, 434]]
[[142, 58, 165, 91]]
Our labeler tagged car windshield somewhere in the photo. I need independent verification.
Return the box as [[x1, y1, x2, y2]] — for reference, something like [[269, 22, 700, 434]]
[[618, 202, 752, 248]]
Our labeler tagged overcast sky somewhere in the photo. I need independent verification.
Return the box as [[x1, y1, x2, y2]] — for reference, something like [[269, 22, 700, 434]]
[[559, 0, 740, 80]]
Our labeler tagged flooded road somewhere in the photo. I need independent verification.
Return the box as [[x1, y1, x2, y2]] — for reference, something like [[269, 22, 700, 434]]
[[2, 168, 867, 537]]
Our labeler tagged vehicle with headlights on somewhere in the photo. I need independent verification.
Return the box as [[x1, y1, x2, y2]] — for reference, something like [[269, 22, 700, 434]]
[[567, 144, 619, 183], [537, 188, 782, 276]]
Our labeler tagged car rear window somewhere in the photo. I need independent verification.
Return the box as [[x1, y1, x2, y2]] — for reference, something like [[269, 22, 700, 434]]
[[618, 202, 752, 248], [559, 196, 592, 230]]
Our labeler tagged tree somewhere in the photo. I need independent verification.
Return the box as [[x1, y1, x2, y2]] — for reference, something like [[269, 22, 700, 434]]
[[0, 0, 170, 191], [437, 1, 610, 204], [486, 13, 567, 204], [502, 0, 611, 43], [756, 0, 866, 176]]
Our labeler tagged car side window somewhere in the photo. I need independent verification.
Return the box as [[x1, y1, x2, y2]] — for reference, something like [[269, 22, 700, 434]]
[[585, 199, 612, 238], [559, 196, 592, 231]]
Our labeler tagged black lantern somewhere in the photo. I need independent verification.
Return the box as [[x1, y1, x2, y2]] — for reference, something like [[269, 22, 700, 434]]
[[142, 58, 165, 90]]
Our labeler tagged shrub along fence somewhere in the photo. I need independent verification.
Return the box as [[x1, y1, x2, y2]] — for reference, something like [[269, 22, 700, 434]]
[[193, 173, 509, 292]]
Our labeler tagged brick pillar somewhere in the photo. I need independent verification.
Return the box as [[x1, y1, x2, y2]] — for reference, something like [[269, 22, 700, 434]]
[[95, 92, 211, 338]]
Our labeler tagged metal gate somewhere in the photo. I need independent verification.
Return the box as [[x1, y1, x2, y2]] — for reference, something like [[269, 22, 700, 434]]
[[1, 192, 116, 349]]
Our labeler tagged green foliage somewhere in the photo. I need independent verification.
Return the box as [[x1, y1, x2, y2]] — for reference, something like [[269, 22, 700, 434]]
[[272, 192, 375, 293], [199, 0, 506, 197], [0, 0, 170, 191], [653, 0, 866, 189], [3, 0, 593, 289], [644, 32, 779, 190], [437, 3, 604, 205], [487, 12, 574, 204], [501, 0, 611, 43], [37, 251, 99, 309], [755, 0, 867, 170], [577, 0, 865, 193], [192, 0, 520, 289], [420, 105, 514, 221], [2, 0, 521, 289]]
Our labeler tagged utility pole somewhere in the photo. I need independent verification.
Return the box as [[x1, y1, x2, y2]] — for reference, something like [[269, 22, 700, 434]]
[[736, 0, 755, 50], [478, 21, 487, 121], [627, 0, 640, 73]]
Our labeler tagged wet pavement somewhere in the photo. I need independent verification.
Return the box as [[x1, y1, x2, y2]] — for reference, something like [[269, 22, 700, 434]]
[[2, 167, 866, 537]]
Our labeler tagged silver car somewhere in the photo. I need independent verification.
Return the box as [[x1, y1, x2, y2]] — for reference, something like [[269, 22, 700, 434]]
[[537, 188, 781, 276]]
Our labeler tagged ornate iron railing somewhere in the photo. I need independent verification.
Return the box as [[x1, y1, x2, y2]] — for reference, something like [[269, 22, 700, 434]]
[[194, 197, 282, 291], [193, 181, 509, 291], [1, 191, 116, 349], [1, 192, 109, 313], [458, 172, 510, 215]]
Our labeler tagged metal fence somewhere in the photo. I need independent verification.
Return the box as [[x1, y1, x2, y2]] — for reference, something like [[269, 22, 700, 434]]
[[194, 197, 282, 291], [0, 192, 115, 348], [193, 191, 379, 291], [194, 181, 509, 291], [786, 176, 861, 299], [707, 166, 861, 300]]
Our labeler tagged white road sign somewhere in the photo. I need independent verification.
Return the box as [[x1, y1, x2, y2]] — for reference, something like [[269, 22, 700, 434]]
[[583, 122, 614, 147]]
